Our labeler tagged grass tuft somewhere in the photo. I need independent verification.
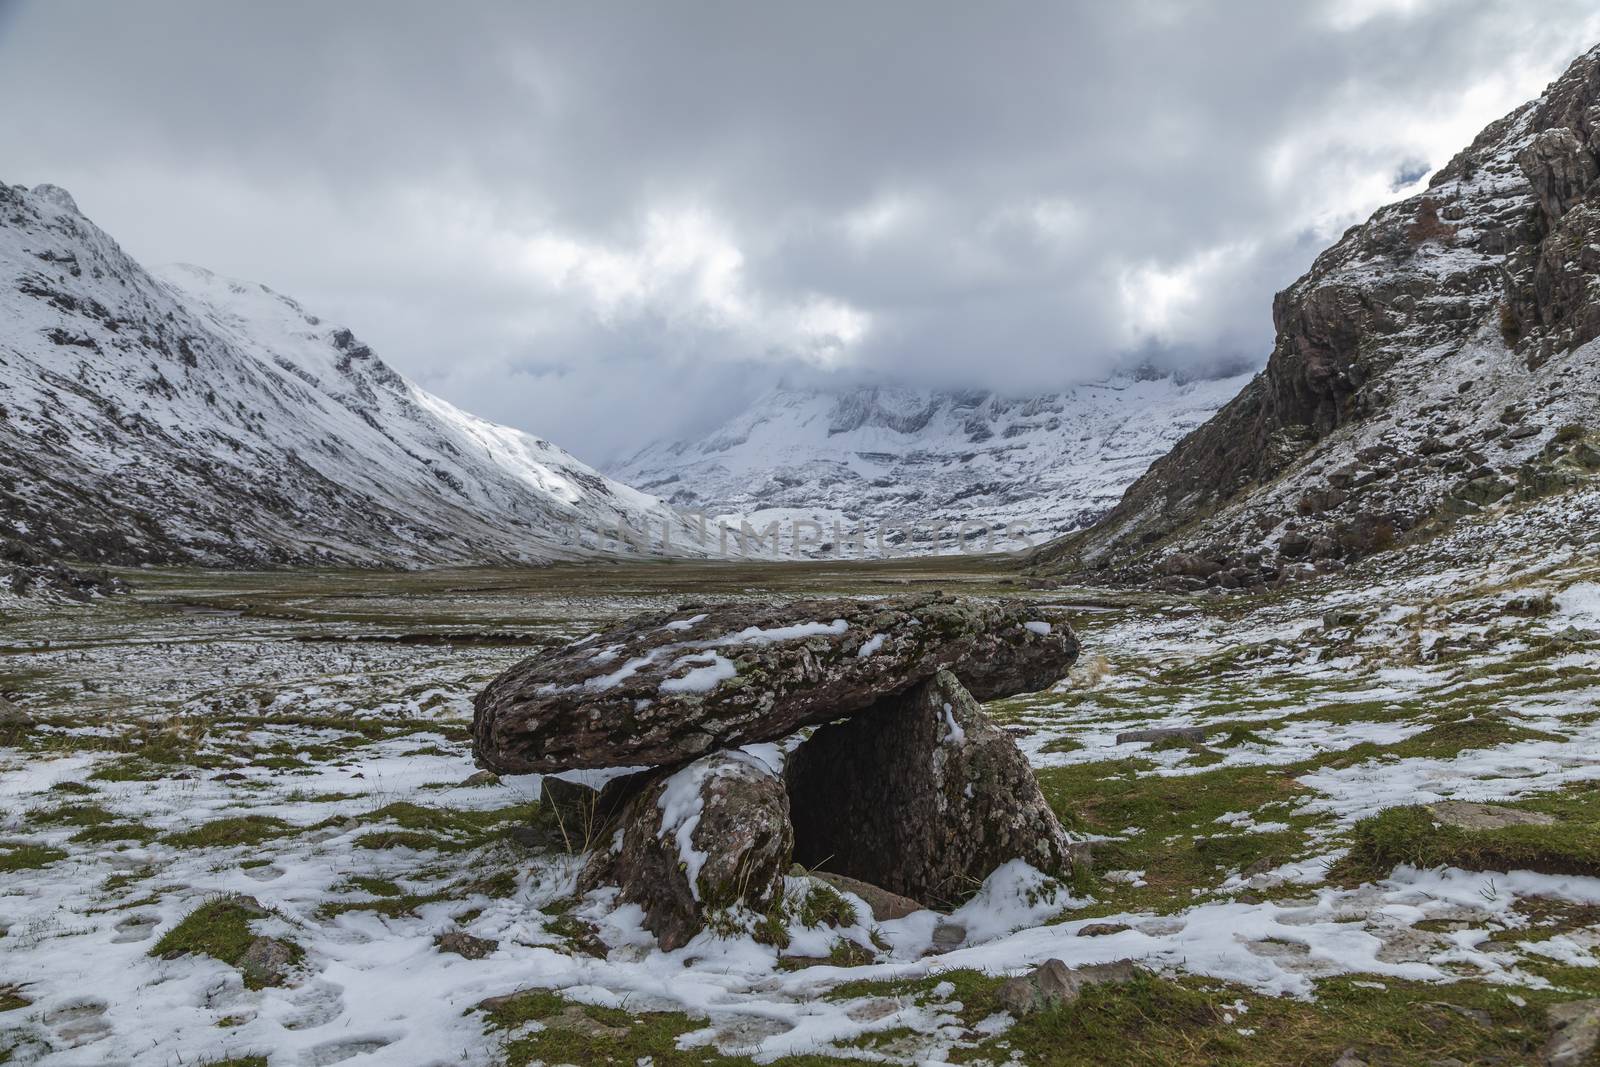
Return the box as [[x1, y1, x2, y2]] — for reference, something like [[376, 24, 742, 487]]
[[1339, 803, 1600, 881]]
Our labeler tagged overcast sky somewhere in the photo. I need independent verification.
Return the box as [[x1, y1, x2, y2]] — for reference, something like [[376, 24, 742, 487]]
[[2, 1, 1596, 463]]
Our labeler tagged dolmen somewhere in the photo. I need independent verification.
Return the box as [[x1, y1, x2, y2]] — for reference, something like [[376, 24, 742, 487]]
[[473, 593, 1081, 949]]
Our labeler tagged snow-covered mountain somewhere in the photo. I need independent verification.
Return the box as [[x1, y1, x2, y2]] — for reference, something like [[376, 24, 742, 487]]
[[611, 372, 1251, 554], [0, 182, 705, 567]]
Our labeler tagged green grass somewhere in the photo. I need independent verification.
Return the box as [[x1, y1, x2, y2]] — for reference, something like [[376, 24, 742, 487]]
[[1385, 715, 1561, 759], [826, 967, 1577, 1067], [151, 897, 260, 965], [0, 841, 67, 872], [71, 821, 158, 844], [163, 815, 293, 849], [956, 972, 1219, 1065], [150, 897, 299, 990], [321, 890, 453, 918], [352, 829, 467, 852], [481, 988, 856, 1066], [25, 801, 156, 844], [25, 801, 118, 828], [544, 910, 608, 957], [1339, 803, 1600, 880], [1035, 758, 1314, 907], [323, 869, 516, 918], [345, 875, 402, 897], [798, 882, 858, 929]]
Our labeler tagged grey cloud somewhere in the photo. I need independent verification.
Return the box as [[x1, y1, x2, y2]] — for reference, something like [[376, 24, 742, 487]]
[[1, 0, 1596, 461]]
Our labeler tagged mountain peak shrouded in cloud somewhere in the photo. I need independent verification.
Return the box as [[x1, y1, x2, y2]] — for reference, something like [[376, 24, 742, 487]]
[[2, 1, 1596, 462]]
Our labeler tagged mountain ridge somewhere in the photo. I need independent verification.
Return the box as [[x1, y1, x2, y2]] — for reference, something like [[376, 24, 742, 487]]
[[610, 370, 1252, 554], [1035, 42, 1600, 587], [0, 182, 705, 568]]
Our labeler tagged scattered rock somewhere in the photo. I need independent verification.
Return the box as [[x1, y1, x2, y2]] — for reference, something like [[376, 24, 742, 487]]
[[1453, 474, 1515, 505], [1076, 922, 1132, 937], [579, 751, 793, 951], [238, 936, 295, 988], [1162, 552, 1221, 578], [474, 595, 1076, 772], [0, 540, 130, 602], [1116, 726, 1207, 745], [1426, 800, 1556, 831], [997, 958, 1138, 1016], [543, 1004, 631, 1039], [807, 871, 923, 922], [0, 696, 32, 729], [785, 670, 1079, 906], [1278, 531, 1313, 558], [1544, 999, 1600, 1067], [434, 931, 499, 960], [1421, 1001, 1491, 1028], [930, 920, 967, 954]]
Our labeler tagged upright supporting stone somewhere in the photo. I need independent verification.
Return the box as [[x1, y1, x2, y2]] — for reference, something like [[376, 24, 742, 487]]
[[785, 669, 1077, 907], [579, 751, 793, 950]]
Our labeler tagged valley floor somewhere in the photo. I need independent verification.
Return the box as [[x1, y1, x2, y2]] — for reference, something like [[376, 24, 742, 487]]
[[3, 498, 1600, 1066]]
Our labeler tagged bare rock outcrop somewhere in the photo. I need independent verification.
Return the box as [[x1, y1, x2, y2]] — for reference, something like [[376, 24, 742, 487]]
[[473, 594, 1076, 773], [1033, 44, 1600, 583]]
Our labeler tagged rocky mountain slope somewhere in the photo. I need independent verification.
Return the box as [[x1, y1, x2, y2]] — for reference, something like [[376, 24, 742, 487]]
[[611, 372, 1250, 554], [0, 183, 705, 568], [1035, 43, 1600, 587]]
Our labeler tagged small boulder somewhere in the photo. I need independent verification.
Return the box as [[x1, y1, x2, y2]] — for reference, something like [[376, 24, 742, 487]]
[[1323, 608, 1363, 629], [1161, 553, 1220, 578], [930, 920, 967, 954], [1544, 999, 1600, 1067], [0, 696, 31, 729], [997, 958, 1138, 1016], [1427, 801, 1555, 831], [580, 751, 793, 951], [1278, 531, 1313, 558], [808, 871, 922, 922], [238, 936, 295, 988], [1116, 726, 1207, 745], [1076, 922, 1132, 937], [1453, 475, 1515, 506], [435, 931, 499, 960]]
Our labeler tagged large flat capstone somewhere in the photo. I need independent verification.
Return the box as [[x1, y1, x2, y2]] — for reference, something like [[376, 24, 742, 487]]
[[473, 594, 1077, 773]]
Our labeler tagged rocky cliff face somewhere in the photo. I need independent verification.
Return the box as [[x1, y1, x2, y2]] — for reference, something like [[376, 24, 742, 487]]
[[0, 183, 705, 567], [1037, 44, 1600, 584]]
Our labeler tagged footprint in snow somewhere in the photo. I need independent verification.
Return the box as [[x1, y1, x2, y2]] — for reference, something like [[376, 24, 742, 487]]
[[41, 997, 111, 1046], [302, 1034, 397, 1064], [111, 913, 160, 942], [281, 980, 345, 1031], [243, 864, 285, 881]]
